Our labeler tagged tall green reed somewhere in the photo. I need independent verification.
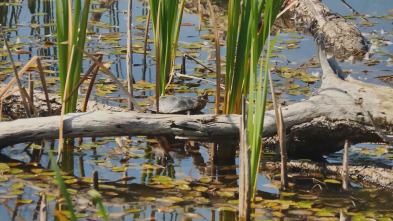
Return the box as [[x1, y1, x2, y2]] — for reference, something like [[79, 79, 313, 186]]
[[248, 35, 279, 198], [225, 0, 283, 199], [56, 0, 90, 113], [248, 0, 282, 199], [224, 0, 284, 114], [47, 148, 77, 221], [48, 148, 108, 220], [148, 0, 185, 97]]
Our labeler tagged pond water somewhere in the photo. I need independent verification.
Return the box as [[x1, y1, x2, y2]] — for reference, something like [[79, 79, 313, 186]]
[[0, 0, 393, 220]]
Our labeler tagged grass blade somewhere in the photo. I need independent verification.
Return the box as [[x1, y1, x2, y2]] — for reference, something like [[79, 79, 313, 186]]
[[47, 148, 77, 221]]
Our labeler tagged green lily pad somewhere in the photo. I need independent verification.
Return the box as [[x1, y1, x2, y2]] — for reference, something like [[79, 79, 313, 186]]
[[0, 177, 9, 182], [164, 196, 184, 202], [280, 192, 296, 196], [9, 190, 25, 195], [10, 183, 24, 190], [33, 12, 47, 16], [177, 184, 191, 191], [15, 174, 37, 179], [0, 163, 10, 172], [297, 200, 314, 209], [194, 186, 208, 192], [279, 72, 292, 78], [199, 177, 212, 183], [126, 208, 141, 213], [152, 175, 172, 184], [301, 76, 320, 83], [288, 90, 301, 96], [16, 199, 33, 204], [324, 179, 341, 184], [217, 191, 234, 197], [134, 15, 147, 22], [314, 211, 336, 217], [217, 206, 237, 212], [286, 84, 300, 89], [90, 8, 109, 13], [283, 39, 300, 44]]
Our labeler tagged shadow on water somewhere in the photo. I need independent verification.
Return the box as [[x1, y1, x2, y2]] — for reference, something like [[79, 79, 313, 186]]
[[1, 133, 393, 219]]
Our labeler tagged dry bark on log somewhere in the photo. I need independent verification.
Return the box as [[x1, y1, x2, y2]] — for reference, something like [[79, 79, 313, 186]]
[[262, 36, 393, 156], [0, 112, 240, 148], [0, 37, 392, 155], [0, 36, 391, 156], [277, 0, 368, 60], [184, 0, 368, 60]]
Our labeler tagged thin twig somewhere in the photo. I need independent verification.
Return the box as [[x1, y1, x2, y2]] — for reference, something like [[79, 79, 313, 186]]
[[239, 95, 250, 220], [0, 98, 3, 121], [78, 156, 85, 177], [268, 70, 288, 188], [28, 73, 34, 108], [57, 45, 77, 163], [143, 9, 151, 71], [206, 0, 221, 114], [52, 59, 100, 116], [0, 26, 32, 118], [28, 73, 35, 116], [0, 56, 38, 98], [276, 0, 298, 19], [82, 56, 103, 112], [23, 141, 34, 152], [172, 72, 225, 90], [93, 170, 99, 190], [184, 53, 216, 73], [367, 111, 393, 144], [126, 0, 134, 110], [342, 139, 349, 190], [74, 46, 144, 112], [0, 88, 19, 120], [36, 57, 53, 116], [197, 0, 202, 31], [154, 1, 161, 113], [268, 70, 280, 126], [278, 106, 288, 188], [39, 193, 47, 221]]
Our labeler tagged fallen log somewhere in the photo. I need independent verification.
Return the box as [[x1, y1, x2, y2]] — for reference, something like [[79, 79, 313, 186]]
[[0, 112, 241, 148], [264, 161, 393, 189], [0, 36, 392, 156], [276, 0, 368, 60], [262, 35, 393, 156], [184, 0, 368, 60]]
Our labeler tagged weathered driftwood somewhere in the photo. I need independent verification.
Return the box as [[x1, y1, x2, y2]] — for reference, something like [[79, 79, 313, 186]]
[[264, 161, 393, 189], [0, 112, 241, 148], [277, 0, 368, 60], [262, 36, 393, 156], [0, 36, 392, 155], [184, 0, 368, 60]]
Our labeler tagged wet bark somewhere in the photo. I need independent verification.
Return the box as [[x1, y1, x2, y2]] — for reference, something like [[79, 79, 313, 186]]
[[264, 161, 393, 189]]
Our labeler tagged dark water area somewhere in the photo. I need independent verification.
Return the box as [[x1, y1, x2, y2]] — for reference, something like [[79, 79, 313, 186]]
[[0, 0, 393, 220]]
